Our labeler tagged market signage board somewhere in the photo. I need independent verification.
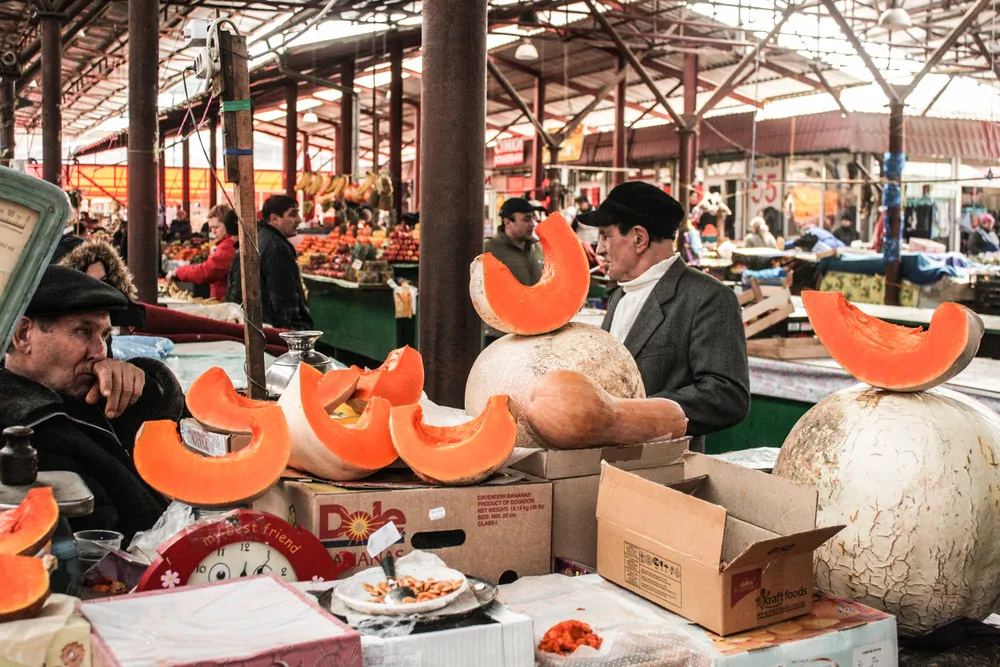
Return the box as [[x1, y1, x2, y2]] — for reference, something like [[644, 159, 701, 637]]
[[494, 137, 526, 168], [751, 157, 782, 207]]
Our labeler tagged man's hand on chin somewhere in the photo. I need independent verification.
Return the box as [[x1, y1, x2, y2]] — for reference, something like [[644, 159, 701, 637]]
[[85, 359, 146, 419]]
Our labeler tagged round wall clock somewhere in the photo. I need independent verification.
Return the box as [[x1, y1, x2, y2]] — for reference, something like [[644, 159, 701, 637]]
[[135, 509, 350, 592]]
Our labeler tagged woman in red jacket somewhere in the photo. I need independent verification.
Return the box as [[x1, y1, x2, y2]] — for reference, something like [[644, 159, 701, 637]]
[[168, 208, 238, 300]]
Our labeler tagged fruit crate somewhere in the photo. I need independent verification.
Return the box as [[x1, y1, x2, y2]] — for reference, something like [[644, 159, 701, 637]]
[[345, 259, 392, 285], [972, 272, 1000, 315]]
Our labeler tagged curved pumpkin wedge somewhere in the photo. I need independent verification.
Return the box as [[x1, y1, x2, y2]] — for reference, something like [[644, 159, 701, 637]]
[[186, 367, 274, 433], [348, 345, 424, 411], [316, 368, 361, 411], [0, 554, 50, 622], [134, 405, 290, 509], [389, 395, 517, 486], [802, 290, 984, 392], [470, 212, 589, 335], [0, 487, 58, 556], [278, 363, 397, 481]]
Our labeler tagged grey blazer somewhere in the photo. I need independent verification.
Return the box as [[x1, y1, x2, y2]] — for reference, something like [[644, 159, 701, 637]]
[[601, 259, 750, 450]]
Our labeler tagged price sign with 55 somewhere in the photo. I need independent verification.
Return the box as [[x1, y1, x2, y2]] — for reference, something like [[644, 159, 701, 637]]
[[751, 158, 781, 205]]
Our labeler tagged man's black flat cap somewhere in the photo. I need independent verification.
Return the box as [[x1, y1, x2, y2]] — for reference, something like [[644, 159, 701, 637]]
[[26, 265, 128, 317]]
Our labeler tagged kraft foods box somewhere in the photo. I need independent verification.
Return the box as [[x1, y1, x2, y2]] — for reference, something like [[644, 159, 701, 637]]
[[254, 468, 552, 583], [596, 452, 844, 636]]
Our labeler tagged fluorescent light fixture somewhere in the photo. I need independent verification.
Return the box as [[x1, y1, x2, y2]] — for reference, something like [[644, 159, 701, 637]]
[[303, 111, 319, 123], [515, 39, 539, 61], [314, 89, 344, 102], [279, 98, 323, 111], [254, 109, 285, 122]]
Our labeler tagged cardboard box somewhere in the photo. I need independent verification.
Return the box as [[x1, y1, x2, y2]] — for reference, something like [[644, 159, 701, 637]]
[[254, 470, 552, 583], [597, 452, 844, 636], [179, 418, 250, 457], [512, 437, 689, 480], [552, 463, 683, 568]]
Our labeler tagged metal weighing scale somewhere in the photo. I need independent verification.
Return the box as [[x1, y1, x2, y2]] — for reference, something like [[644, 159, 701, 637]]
[[0, 166, 97, 592]]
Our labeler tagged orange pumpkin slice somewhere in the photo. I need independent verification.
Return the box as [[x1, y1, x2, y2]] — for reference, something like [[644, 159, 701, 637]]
[[802, 290, 984, 392], [0, 487, 59, 556], [186, 367, 274, 433], [278, 363, 398, 481], [470, 212, 590, 335], [348, 345, 424, 410], [389, 395, 517, 486], [0, 554, 51, 622], [316, 368, 362, 411], [134, 405, 290, 508]]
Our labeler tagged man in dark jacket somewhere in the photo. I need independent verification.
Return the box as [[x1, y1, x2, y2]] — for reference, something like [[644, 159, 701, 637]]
[[580, 182, 750, 453], [0, 266, 183, 539], [226, 196, 313, 330]]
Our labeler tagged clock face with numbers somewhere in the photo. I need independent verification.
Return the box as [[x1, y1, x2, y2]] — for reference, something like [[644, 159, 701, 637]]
[[135, 509, 355, 592]]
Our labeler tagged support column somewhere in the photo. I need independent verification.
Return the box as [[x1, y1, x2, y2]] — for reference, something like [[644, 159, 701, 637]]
[[40, 13, 62, 186], [208, 113, 218, 207], [884, 94, 905, 306], [128, 0, 159, 302], [0, 77, 14, 166], [390, 31, 404, 215], [419, 0, 487, 407], [612, 56, 627, 186], [337, 60, 355, 176], [677, 53, 699, 217], [412, 103, 421, 210], [181, 135, 191, 217], [531, 77, 545, 194], [371, 113, 380, 171], [158, 140, 166, 209], [284, 82, 298, 196]]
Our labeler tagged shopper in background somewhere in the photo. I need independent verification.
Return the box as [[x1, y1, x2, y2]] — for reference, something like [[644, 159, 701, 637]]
[[785, 216, 845, 252], [226, 195, 313, 330], [482, 197, 545, 346], [833, 215, 860, 247], [579, 181, 750, 453], [743, 217, 778, 249], [968, 213, 1000, 255], [564, 194, 599, 246], [167, 209, 238, 300], [680, 218, 703, 265], [167, 208, 193, 242]]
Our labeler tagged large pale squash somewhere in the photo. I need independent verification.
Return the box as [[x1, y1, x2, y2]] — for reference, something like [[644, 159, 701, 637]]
[[465, 323, 645, 448], [774, 384, 1000, 635]]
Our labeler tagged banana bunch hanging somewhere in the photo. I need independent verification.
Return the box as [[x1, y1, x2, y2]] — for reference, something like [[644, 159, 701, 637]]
[[294, 170, 394, 208]]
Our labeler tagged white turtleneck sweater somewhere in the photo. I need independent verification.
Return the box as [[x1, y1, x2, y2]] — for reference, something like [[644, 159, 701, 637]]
[[609, 255, 679, 344]]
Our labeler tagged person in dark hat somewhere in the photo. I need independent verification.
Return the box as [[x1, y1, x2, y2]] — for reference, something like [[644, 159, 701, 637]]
[[482, 197, 547, 346], [0, 266, 182, 539], [578, 181, 750, 452]]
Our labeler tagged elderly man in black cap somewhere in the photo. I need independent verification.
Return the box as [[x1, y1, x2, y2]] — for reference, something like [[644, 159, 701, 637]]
[[0, 266, 183, 538], [579, 182, 750, 452], [482, 197, 547, 345]]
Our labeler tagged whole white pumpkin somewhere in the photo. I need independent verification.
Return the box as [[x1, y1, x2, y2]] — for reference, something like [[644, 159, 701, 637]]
[[465, 322, 645, 448], [773, 383, 1000, 635]]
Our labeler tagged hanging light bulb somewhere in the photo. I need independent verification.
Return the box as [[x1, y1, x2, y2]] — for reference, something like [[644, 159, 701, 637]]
[[877, 1, 912, 30], [515, 39, 539, 61], [303, 111, 319, 124]]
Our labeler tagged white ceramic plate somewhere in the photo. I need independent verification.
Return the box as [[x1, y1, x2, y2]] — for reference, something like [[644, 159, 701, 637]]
[[334, 565, 469, 616]]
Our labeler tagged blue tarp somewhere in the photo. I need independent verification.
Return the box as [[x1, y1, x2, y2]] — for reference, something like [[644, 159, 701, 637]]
[[819, 252, 976, 286], [112, 335, 175, 361]]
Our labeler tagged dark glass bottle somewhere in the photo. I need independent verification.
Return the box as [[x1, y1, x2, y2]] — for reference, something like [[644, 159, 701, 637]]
[[0, 426, 37, 486]]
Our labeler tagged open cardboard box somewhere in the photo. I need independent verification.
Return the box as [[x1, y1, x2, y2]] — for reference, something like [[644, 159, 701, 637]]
[[512, 437, 689, 480], [597, 452, 844, 636]]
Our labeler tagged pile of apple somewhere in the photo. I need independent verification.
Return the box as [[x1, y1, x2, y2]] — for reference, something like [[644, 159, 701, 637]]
[[381, 230, 420, 263]]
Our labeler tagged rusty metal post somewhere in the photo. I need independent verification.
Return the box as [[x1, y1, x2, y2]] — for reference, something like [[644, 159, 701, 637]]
[[158, 140, 166, 208], [284, 81, 298, 196], [677, 52, 699, 218], [531, 77, 545, 196], [127, 0, 158, 303], [884, 94, 905, 306], [389, 31, 404, 216], [208, 113, 218, 207], [338, 60, 354, 176], [371, 113, 380, 172], [412, 102, 421, 210], [0, 77, 14, 166], [613, 56, 627, 186], [419, 0, 487, 407], [181, 135, 191, 217], [40, 12, 62, 186]]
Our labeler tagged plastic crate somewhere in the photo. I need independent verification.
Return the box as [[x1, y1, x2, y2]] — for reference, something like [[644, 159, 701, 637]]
[[972, 272, 1000, 315]]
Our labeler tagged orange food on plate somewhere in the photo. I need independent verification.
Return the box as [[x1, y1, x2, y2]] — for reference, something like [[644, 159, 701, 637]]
[[538, 620, 603, 655]]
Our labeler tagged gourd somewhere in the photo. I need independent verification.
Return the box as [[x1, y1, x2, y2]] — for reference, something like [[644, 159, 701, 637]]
[[279, 363, 397, 481], [524, 370, 687, 448], [470, 212, 590, 335], [0, 554, 51, 622], [315, 368, 362, 410], [389, 395, 517, 485], [347, 345, 424, 411], [134, 405, 290, 508], [185, 367, 274, 433], [802, 290, 983, 391], [0, 487, 58, 556]]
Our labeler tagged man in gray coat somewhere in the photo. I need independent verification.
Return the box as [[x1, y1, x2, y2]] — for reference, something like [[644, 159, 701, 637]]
[[580, 182, 750, 452]]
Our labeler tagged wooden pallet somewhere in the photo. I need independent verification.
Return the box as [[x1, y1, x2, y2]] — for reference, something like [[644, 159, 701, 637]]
[[746, 336, 830, 360], [739, 279, 795, 339]]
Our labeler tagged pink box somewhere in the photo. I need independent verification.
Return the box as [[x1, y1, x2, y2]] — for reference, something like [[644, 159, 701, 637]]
[[82, 575, 362, 667]]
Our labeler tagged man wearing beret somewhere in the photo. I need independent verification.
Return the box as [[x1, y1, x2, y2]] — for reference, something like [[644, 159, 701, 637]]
[[579, 182, 750, 452], [0, 266, 183, 538]]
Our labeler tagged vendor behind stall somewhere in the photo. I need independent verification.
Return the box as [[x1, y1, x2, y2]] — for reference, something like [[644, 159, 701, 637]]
[[167, 209, 238, 300], [0, 266, 182, 539], [579, 182, 750, 452], [968, 213, 1000, 255]]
